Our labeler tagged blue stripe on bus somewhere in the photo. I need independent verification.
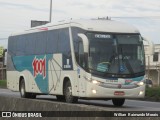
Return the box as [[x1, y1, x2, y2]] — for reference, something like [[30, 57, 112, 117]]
[[132, 76, 144, 81], [12, 54, 53, 93]]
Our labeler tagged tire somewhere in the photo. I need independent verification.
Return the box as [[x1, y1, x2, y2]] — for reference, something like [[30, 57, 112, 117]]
[[29, 93, 36, 99], [56, 95, 65, 102], [20, 80, 28, 98], [20, 79, 36, 99], [112, 98, 125, 107], [64, 81, 78, 103]]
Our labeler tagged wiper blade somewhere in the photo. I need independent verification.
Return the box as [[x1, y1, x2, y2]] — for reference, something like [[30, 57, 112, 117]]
[[120, 47, 134, 74], [89, 68, 105, 74], [124, 59, 134, 74]]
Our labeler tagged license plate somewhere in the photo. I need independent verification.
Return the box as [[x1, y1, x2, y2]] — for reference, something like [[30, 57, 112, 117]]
[[114, 91, 125, 96]]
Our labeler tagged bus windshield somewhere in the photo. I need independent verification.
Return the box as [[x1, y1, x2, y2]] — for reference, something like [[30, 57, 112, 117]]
[[87, 33, 145, 78]]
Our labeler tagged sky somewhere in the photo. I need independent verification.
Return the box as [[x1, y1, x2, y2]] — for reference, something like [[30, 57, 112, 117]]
[[0, 0, 160, 48]]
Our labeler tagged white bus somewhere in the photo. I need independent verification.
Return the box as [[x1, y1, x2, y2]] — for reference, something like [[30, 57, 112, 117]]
[[7, 19, 146, 106]]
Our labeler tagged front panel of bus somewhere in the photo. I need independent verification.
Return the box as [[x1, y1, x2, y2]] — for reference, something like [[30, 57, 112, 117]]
[[72, 28, 145, 98]]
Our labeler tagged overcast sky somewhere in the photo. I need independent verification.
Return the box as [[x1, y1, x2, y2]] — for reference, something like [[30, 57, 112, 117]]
[[0, 0, 160, 48]]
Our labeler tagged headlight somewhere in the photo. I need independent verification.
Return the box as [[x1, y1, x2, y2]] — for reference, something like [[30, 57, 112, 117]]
[[84, 76, 102, 86], [137, 81, 144, 86], [139, 91, 144, 95], [92, 80, 101, 85], [92, 80, 99, 84], [92, 89, 97, 94]]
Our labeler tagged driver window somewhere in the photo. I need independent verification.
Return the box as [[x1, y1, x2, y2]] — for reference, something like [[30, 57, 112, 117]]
[[78, 40, 85, 68]]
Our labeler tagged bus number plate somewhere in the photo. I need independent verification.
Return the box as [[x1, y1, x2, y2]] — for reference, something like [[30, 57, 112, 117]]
[[114, 91, 125, 96]]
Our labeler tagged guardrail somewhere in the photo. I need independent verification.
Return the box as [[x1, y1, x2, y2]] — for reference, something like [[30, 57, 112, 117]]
[[0, 96, 159, 119]]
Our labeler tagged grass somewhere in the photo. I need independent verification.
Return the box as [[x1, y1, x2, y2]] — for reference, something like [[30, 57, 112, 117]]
[[0, 80, 7, 88], [145, 86, 160, 101]]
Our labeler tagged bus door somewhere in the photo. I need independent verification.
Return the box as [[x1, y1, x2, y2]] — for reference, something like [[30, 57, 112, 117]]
[[76, 39, 86, 97]]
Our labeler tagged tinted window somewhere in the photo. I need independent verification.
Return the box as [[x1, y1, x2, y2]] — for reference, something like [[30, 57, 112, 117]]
[[58, 28, 71, 57], [9, 28, 72, 56], [25, 33, 36, 55], [16, 35, 26, 56], [71, 27, 85, 60], [46, 30, 58, 54], [35, 32, 46, 55], [78, 41, 85, 68], [8, 36, 17, 56]]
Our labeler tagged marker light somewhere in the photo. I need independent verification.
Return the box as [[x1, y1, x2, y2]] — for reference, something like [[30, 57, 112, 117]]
[[38, 27, 48, 31], [137, 81, 144, 86], [92, 90, 97, 94], [139, 91, 144, 95], [92, 80, 101, 85], [92, 80, 99, 84]]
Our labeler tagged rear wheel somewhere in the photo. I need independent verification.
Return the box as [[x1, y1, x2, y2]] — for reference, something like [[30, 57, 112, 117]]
[[20, 79, 36, 99], [112, 98, 125, 106], [56, 95, 65, 102], [64, 81, 78, 103], [20, 80, 28, 98]]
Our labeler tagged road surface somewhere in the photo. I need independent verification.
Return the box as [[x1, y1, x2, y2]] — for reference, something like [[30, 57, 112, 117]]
[[0, 88, 160, 111]]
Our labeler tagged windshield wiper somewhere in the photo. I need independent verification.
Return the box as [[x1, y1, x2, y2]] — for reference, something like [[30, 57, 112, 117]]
[[124, 58, 134, 74], [89, 67, 117, 77], [120, 47, 134, 74]]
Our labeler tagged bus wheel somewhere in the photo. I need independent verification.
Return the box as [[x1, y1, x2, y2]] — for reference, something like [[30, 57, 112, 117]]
[[64, 81, 78, 103], [20, 79, 28, 98], [56, 95, 65, 102], [20, 80, 36, 99], [29, 93, 36, 99], [112, 98, 125, 106]]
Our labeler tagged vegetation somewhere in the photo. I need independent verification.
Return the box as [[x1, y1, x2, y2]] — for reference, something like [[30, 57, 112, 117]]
[[145, 86, 160, 101], [0, 80, 7, 88]]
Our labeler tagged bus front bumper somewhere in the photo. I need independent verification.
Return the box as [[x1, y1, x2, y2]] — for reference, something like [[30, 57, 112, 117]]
[[85, 82, 145, 98]]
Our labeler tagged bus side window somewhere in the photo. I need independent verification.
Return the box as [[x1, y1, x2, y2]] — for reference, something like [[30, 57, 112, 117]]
[[16, 35, 26, 56], [8, 36, 17, 56], [25, 34, 36, 55], [35, 32, 46, 55], [58, 28, 71, 58], [78, 39, 85, 68], [46, 30, 58, 54]]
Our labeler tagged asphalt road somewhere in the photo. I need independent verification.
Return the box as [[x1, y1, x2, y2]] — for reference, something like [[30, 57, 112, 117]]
[[0, 88, 160, 111]]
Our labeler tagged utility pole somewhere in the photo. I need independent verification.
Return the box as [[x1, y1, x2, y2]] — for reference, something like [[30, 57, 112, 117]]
[[49, 0, 52, 23]]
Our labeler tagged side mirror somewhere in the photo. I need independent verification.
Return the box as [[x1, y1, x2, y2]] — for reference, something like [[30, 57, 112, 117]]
[[142, 37, 154, 55], [78, 33, 89, 53]]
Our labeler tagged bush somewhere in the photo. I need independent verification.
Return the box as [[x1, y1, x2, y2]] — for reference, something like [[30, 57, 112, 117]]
[[0, 80, 7, 88], [145, 87, 160, 101]]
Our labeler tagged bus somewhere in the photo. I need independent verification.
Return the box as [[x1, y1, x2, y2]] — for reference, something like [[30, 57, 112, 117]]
[[7, 19, 146, 106]]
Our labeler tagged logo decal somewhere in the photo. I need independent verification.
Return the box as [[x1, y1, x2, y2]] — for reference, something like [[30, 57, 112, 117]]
[[118, 84, 122, 89], [125, 79, 133, 83], [64, 59, 71, 69], [32, 56, 46, 79], [120, 65, 125, 72]]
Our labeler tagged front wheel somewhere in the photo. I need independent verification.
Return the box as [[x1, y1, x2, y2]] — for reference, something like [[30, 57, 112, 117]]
[[64, 81, 78, 103], [112, 98, 125, 106]]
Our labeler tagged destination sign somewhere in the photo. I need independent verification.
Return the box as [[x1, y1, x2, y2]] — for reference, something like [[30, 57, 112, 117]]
[[95, 34, 111, 39]]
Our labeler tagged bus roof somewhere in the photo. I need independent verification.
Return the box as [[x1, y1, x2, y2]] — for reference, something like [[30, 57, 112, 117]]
[[71, 19, 139, 33], [11, 19, 140, 36]]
